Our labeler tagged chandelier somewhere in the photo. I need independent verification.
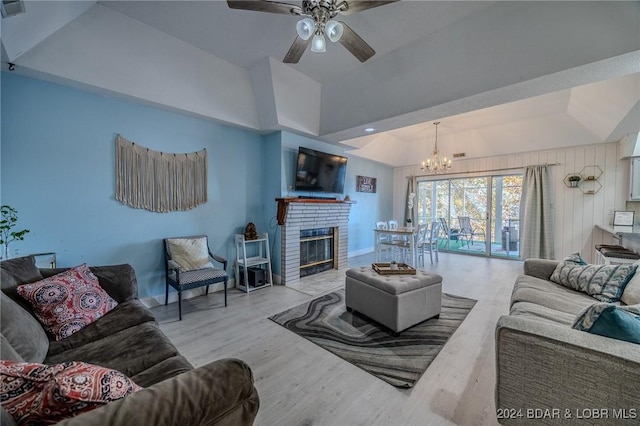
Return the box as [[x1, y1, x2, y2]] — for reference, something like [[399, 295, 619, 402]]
[[420, 122, 451, 173]]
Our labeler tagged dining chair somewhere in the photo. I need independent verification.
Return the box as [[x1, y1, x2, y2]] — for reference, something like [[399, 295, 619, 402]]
[[421, 221, 441, 264], [407, 223, 428, 266], [375, 221, 393, 261], [386, 219, 403, 246]]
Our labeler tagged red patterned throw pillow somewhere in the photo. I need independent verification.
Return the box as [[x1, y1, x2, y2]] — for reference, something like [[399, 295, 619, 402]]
[[0, 360, 142, 425], [16, 264, 118, 340]]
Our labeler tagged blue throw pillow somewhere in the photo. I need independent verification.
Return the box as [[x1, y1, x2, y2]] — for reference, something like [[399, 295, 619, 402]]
[[573, 303, 640, 344]]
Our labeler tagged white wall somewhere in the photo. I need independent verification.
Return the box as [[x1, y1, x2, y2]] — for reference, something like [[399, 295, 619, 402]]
[[16, 4, 261, 130], [394, 142, 626, 262], [321, 2, 640, 138]]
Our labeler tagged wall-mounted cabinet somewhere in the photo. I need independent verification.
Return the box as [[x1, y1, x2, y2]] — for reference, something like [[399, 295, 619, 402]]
[[630, 157, 640, 201]]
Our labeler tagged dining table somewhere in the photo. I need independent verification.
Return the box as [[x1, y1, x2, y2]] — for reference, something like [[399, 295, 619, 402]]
[[373, 226, 418, 267]]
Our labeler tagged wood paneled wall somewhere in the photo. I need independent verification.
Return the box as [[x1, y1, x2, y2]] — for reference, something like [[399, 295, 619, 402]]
[[394, 142, 626, 262]]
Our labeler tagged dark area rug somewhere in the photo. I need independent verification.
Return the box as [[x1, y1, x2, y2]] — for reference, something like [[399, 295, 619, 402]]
[[269, 289, 477, 388]]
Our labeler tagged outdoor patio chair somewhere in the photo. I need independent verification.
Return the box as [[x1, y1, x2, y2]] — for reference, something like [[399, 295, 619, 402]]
[[457, 216, 485, 248], [438, 217, 459, 248]]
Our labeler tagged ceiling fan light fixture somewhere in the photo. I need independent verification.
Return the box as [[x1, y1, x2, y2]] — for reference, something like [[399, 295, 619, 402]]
[[311, 34, 327, 52], [296, 18, 315, 40], [325, 20, 343, 42]]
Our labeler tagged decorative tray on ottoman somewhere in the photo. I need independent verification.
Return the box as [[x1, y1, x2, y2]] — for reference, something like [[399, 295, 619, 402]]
[[372, 262, 417, 275]]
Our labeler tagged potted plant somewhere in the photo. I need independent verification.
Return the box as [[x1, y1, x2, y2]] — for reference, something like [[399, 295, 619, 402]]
[[389, 260, 399, 270], [568, 175, 581, 187], [0, 205, 29, 259]]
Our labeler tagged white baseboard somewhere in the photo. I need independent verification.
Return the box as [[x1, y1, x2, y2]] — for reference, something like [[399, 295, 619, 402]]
[[348, 247, 375, 258], [141, 280, 235, 308]]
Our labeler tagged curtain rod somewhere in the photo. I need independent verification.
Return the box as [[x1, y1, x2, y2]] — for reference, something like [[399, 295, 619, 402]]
[[408, 162, 560, 178]]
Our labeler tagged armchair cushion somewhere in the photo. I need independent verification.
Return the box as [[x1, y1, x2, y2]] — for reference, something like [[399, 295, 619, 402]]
[[165, 237, 213, 272], [16, 264, 118, 341], [168, 268, 227, 285], [0, 360, 141, 425]]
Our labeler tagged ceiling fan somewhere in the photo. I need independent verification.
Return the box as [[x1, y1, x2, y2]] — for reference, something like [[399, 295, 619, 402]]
[[227, 0, 398, 63]]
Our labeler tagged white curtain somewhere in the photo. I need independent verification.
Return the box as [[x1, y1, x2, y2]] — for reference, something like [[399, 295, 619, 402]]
[[520, 165, 554, 259]]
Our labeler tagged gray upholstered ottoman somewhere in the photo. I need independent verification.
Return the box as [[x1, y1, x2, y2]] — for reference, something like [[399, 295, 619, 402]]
[[345, 267, 442, 333]]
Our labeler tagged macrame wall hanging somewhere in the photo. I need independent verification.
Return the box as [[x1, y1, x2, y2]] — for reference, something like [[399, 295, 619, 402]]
[[115, 135, 208, 213]]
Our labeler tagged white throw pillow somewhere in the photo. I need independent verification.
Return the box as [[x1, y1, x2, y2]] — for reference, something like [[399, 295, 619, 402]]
[[166, 237, 213, 271], [622, 260, 640, 305]]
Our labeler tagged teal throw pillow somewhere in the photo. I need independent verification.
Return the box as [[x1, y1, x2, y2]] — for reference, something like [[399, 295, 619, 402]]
[[573, 303, 640, 344], [550, 252, 637, 302]]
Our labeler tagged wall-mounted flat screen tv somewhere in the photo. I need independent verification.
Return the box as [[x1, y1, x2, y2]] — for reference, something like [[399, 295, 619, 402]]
[[294, 147, 348, 194]]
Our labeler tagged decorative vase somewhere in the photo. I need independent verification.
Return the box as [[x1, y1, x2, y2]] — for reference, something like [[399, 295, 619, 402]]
[[390, 262, 399, 270], [570, 181, 579, 187]]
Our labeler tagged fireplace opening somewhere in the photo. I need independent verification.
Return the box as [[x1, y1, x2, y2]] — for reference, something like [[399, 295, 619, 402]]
[[300, 227, 335, 278]]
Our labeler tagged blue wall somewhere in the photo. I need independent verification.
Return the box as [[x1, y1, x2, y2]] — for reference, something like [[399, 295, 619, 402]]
[[1, 72, 393, 297]]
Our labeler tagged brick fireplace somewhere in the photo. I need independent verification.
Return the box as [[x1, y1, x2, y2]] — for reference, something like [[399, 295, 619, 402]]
[[276, 199, 352, 286]]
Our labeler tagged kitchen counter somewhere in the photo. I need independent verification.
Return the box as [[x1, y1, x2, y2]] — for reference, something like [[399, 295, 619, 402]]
[[595, 223, 640, 236], [595, 224, 640, 257]]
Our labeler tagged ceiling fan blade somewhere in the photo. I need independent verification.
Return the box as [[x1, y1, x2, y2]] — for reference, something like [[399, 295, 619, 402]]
[[339, 0, 398, 16], [227, 0, 303, 15], [339, 22, 375, 62], [283, 36, 312, 63]]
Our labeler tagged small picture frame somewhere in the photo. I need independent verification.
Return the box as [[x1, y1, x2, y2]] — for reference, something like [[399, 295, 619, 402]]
[[356, 175, 377, 193], [613, 211, 635, 227]]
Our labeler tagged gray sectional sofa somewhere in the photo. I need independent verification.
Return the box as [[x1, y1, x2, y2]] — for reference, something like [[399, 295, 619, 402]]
[[495, 258, 640, 425], [1, 255, 259, 426]]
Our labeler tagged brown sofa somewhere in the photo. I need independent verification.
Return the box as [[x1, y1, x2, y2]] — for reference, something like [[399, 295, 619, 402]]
[[1, 255, 259, 426]]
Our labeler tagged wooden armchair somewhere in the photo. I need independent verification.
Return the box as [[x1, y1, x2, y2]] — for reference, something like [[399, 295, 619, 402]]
[[164, 235, 228, 320]]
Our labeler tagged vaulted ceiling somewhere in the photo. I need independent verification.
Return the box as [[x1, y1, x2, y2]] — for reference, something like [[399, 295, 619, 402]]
[[2, 1, 639, 167]]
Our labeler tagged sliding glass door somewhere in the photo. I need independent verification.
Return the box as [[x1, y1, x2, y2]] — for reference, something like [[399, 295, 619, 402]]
[[489, 175, 522, 259], [416, 174, 522, 259]]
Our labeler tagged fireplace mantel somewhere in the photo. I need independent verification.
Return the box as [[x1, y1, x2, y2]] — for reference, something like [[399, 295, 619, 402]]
[[276, 198, 354, 225]]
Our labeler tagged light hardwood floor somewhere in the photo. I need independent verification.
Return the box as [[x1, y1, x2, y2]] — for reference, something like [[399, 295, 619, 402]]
[[150, 252, 522, 426]]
